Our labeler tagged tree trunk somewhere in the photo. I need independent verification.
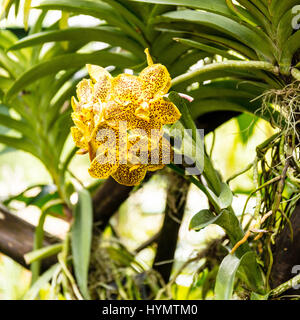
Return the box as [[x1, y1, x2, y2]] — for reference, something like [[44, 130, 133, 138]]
[[271, 200, 300, 294]]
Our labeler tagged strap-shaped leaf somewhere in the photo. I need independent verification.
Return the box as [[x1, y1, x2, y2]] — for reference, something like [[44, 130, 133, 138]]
[[270, 0, 300, 26], [35, 0, 147, 45], [215, 253, 241, 300], [71, 188, 93, 300], [215, 252, 259, 300], [23, 263, 61, 300], [174, 38, 240, 60], [0, 135, 40, 158], [280, 30, 300, 74], [0, 49, 23, 78], [0, 113, 34, 138], [128, 0, 233, 16], [102, 0, 146, 33], [5, 51, 139, 101], [171, 60, 279, 89], [23, 0, 32, 30], [156, 9, 275, 61], [9, 27, 144, 59]]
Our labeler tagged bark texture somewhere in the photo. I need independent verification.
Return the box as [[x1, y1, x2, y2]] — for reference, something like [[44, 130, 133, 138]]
[[0, 204, 58, 270], [271, 200, 300, 293]]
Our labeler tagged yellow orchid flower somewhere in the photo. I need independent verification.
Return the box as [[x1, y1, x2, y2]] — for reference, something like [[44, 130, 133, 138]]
[[70, 48, 181, 186]]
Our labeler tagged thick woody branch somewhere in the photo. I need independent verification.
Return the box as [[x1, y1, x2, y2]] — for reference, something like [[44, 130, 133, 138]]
[[0, 204, 58, 270]]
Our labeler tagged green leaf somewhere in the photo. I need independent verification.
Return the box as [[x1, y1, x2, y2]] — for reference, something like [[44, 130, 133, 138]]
[[9, 27, 144, 59], [129, 0, 232, 15], [215, 250, 265, 299], [0, 135, 40, 158], [171, 60, 278, 89], [280, 30, 300, 74], [6, 51, 139, 101], [174, 37, 239, 60], [71, 188, 93, 300], [166, 92, 205, 175], [156, 10, 274, 61], [102, 0, 146, 33], [250, 292, 269, 300], [236, 113, 258, 144], [189, 209, 218, 231], [218, 182, 233, 209], [215, 253, 241, 300], [270, 0, 300, 27], [23, 263, 61, 300], [35, 0, 147, 45], [23, 0, 32, 30], [0, 49, 23, 78]]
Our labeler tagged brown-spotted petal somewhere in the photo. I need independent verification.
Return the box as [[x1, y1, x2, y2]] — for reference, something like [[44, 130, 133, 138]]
[[147, 134, 172, 171], [111, 164, 147, 186], [88, 152, 118, 179], [139, 64, 171, 101], [88, 122, 120, 161], [87, 64, 112, 103], [76, 78, 93, 103], [111, 74, 143, 105], [104, 100, 136, 127], [71, 126, 88, 149], [150, 97, 181, 125]]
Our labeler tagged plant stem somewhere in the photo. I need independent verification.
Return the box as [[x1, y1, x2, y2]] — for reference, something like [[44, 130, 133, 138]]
[[270, 273, 300, 297], [171, 61, 279, 87], [24, 243, 63, 264]]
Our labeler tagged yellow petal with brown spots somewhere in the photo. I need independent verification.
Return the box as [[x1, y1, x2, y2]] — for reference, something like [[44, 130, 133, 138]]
[[71, 126, 88, 149], [88, 122, 120, 162], [150, 97, 181, 125], [87, 64, 111, 83], [111, 74, 143, 105], [111, 164, 147, 186], [147, 135, 172, 171], [76, 79, 93, 103], [87, 64, 112, 103], [88, 153, 118, 179], [139, 64, 171, 100], [104, 100, 136, 126]]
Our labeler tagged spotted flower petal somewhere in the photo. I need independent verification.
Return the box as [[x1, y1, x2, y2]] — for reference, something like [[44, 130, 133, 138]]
[[150, 97, 181, 124], [111, 74, 143, 105], [88, 122, 120, 162], [76, 79, 93, 103], [147, 135, 173, 171], [139, 50, 171, 101], [111, 164, 147, 186], [71, 126, 88, 149], [88, 152, 118, 179], [87, 64, 112, 103], [139, 64, 171, 101], [104, 100, 136, 126]]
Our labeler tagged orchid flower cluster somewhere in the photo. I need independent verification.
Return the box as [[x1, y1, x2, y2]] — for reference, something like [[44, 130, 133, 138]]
[[70, 49, 181, 186]]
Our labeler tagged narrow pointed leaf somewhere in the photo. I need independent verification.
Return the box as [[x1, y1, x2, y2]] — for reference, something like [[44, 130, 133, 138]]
[[71, 188, 93, 300]]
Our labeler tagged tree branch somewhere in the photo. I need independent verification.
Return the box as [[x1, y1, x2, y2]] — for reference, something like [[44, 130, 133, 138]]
[[0, 204, 58, 270]]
